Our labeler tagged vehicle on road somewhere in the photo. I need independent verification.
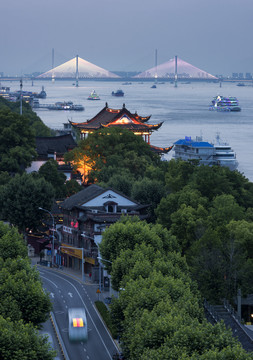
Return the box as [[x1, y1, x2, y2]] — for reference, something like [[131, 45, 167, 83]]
[[68, 308, 88, 343]]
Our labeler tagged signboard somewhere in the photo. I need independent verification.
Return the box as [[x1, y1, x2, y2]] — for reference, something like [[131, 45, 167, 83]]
[[60, 243, 82, 259], [60, 243, 95, 264]]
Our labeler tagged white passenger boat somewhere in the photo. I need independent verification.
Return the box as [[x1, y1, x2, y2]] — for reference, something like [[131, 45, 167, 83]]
[[173, 135, 238, 171]]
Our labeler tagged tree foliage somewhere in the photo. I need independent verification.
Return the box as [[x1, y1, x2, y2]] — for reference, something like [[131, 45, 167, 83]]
[[0, 96, 52, 137], [65, 127, 161, 183], [0, 173, 54, 232], [0, 222, 54, 358], [0, 108, 37, 174], [0, 316, 56, 360]]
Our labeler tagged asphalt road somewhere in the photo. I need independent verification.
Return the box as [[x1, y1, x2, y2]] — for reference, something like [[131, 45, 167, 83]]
[[37, 266, 118, 360]]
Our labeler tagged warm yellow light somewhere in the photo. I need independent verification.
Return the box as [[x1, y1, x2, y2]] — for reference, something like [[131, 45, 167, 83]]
[[73, 318, 84, 327]]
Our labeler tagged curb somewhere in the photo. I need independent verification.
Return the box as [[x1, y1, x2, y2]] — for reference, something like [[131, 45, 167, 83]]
[[50, 312, 70, 360]]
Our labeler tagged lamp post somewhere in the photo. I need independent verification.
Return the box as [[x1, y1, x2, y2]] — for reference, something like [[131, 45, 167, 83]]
[[39, 207, 55, 266], [97, 256, 112, 294]]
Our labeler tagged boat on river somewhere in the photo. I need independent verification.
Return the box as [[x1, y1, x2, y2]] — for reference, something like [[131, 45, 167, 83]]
[[112, 89, 124, 97], [87, 90, 100, 100], [209, 95, 241, 112], [173, 134, 238, 171], [33, 100, 84, 111]]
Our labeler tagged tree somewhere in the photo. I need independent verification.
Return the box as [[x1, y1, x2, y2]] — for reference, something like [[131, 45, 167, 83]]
[[38, 159, 66, 199], [0, 316, 56, 360], [65, 127, 161, 183], [131, 177, 166, 222], [0, 173, 55, 232], [0, 258, 52, 326], [63, 178, 83, 197], [111, 243, 189, 291], [208, 194, 244, 227], [0, 108, 37, 174], [156, 187, 208, 229], [99, 170, 134, 197], [0, 96, 52, 137], [0, 223, 27, 260], [99, 218, 178, 266]]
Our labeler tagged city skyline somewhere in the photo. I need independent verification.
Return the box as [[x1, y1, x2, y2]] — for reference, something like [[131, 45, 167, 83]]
[[1, 0, 253, 77]]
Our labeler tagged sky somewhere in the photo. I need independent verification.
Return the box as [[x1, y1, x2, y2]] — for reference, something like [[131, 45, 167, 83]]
[[1, 0, 253, 77]]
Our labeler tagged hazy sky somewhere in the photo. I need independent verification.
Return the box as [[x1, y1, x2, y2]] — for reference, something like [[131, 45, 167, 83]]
[[1, 0, 253, 77]]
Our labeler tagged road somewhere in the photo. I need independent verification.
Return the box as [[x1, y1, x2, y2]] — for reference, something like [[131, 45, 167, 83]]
[[37, 266, 118, 360]]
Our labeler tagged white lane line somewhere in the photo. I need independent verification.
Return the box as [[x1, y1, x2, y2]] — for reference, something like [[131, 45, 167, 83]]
[[40, 275, 58, 288]]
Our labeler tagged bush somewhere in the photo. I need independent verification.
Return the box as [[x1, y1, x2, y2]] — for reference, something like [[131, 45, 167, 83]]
[[95, 300, 118, 338]]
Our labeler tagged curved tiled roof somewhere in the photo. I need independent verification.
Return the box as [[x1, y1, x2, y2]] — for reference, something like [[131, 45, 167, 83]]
[[70, 104, 152, 130]]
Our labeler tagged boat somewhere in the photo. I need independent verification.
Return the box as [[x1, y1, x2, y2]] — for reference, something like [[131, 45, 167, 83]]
[[34, 101, 84, 111], [213, 134, 239, 171], [209, 95, 241, 112], [47, 101, 84, 111], [112, 89, 124, 97], [87, 90, 100, 100], [173, 135, 238, 171]]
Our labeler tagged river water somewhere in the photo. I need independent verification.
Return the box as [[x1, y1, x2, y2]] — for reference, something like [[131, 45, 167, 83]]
[[2, 79, 253, 181]]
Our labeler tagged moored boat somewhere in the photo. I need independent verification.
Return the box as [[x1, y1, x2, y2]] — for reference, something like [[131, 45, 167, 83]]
[[33, 101, 84, 111], [173, 135, 238, 171]]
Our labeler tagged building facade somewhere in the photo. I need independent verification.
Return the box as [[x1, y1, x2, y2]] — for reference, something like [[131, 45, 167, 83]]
[[59, 184, 149, 278]]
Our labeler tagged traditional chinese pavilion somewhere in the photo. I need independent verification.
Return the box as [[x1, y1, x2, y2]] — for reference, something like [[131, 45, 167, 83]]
[[69, 103, 172, 154]]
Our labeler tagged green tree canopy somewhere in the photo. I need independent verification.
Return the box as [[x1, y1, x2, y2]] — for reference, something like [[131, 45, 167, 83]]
[[99, 217, 179, 267], [0, 257, 51, 326], [65, 127, 161, 183], [0, 108, 37, 174], [0, 223, 27, 260], [131, 177, 166, 222], [38, 159, 66, 199], [0, 96, 52, 137], [0, 173, 54, 232], [0, 316, 56, 360]]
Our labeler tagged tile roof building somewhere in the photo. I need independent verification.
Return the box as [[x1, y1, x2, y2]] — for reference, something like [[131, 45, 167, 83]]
[[70, 103, 173, 154]]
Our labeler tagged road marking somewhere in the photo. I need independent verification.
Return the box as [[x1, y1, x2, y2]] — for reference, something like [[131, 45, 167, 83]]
[[68, 292, 73, 298], [50, 292, 55, 298], [40, 275, 58, 288]]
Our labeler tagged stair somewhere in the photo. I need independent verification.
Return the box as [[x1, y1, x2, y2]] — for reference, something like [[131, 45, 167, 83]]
[[210, 304, 253, 352]]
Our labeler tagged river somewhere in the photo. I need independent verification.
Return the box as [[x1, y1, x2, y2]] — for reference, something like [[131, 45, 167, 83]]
[[2, 79, 253, 181]]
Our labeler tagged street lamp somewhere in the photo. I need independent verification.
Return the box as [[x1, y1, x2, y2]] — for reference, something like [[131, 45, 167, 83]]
[[39, 207, 55, 266], [97, 256, 112, 294]]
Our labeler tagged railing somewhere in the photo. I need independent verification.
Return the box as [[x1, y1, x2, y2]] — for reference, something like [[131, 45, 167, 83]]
[[203, 299, 220, 323], [223, 299, 241, 323]]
